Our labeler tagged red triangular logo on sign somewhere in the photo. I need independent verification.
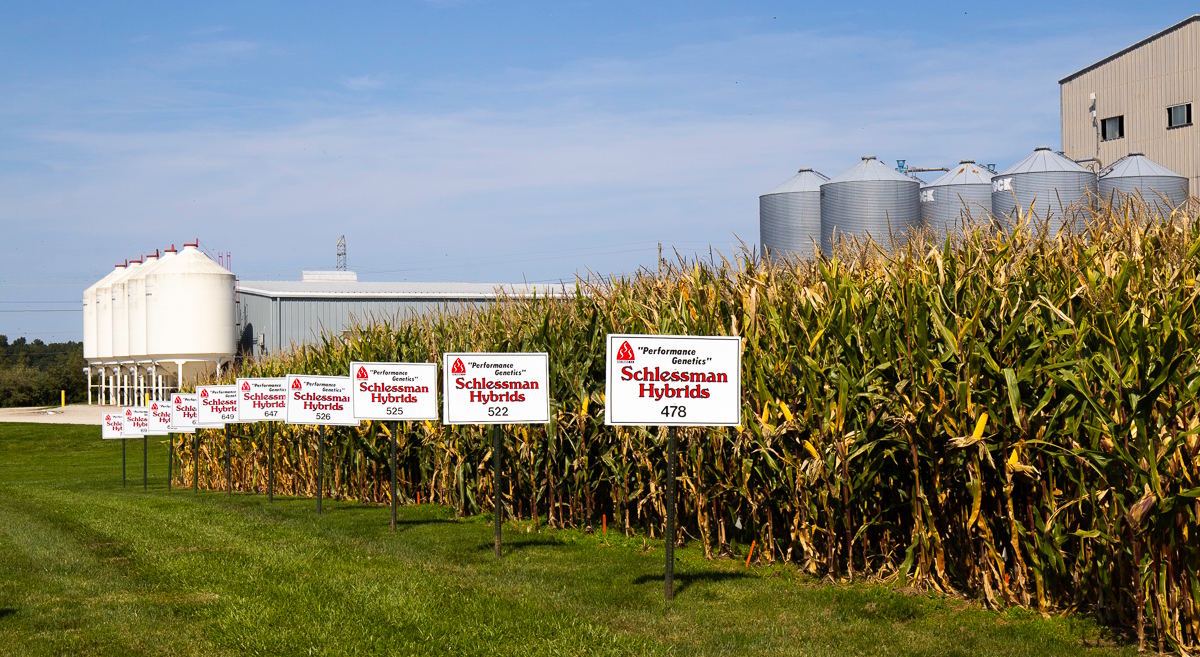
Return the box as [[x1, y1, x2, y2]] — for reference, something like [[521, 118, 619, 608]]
[[105, 414, 111, 421], [126, 409, 133, 416], [616, 340, 635, 362], [291, 378, 302, 390], [151, 403, 158, 410], [356, 366, 368, 379], [451, 358, 466, 375], [174, 396, 181, 404], [200, 388, 209, 398], [241, 381, 250, 391]]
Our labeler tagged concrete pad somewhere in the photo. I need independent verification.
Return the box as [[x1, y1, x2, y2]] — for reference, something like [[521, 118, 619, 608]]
[[0, 404, 119, 425]]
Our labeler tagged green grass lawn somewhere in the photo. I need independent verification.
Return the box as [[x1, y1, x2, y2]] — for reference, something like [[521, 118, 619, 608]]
[[0, 422, 1133, 656]]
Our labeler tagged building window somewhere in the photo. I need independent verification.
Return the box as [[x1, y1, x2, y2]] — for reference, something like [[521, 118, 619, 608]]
[[1101, 115, 1124, 140], [1167, 103, 1192, 129]]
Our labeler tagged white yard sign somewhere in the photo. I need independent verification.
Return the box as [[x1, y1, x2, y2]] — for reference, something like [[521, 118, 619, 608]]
[[285, 375, 357, 426], [147, 401, 172, 435], [121, 407, 150, 437], [442, 353, 550, 425], [196, 384, 238, 428], [604, 334, 742, 426], [350, 362, 439, 421], [170, 393, 197, 433], [102, 411, 126, 439], [237, 378, 288, 422]]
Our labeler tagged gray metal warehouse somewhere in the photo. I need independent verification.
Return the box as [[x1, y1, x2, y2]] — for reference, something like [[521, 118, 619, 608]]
[[235, 271, 570, 358]]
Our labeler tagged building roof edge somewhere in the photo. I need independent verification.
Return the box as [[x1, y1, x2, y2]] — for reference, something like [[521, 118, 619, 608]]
[[1059, 15, 1199, 85]]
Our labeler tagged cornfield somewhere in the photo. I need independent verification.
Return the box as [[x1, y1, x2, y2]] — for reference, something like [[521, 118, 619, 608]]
[[177, 202, 1200, 653]]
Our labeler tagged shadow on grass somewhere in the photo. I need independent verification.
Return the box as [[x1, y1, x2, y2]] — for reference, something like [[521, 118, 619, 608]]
[[478, 537, 568, 553], [632, 570, 753, 596], [0, 608, 15, 619], [390, 518, 457, 534]]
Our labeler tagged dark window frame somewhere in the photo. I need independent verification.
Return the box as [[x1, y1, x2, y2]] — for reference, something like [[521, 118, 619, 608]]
[[1167, 102, 1192, 129], [1101, 114, 1124, 141]]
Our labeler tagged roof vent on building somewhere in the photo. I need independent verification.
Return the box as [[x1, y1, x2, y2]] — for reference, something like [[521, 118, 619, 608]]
[[302, 270, 359, 283]]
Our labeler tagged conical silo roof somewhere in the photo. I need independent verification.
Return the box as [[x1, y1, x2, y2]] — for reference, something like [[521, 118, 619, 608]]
[[928, 161, 994, 187], [821, 156, 922, 253], [762, 168, 829, 195], [1101, 153, 1185, 179], [827, 156, 918, 183], [998, 147, 1090, 175], [760, 168, 828, 258], [146, 244, 235, 360], [923, 161, 994, 238], [1099, 153, 1189, 211]]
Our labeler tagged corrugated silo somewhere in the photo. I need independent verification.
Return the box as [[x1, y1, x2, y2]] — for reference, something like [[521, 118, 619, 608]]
[[991, 147, 1097, 233], [1099, 152, 1189, 213], [921, 161, 994, 238], [145, 243, 236, 385], [820, 156, 921, 253], [759, 168, 828, 258]]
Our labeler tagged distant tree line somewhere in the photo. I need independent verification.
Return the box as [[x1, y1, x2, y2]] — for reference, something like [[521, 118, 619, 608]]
[[0, 336, 86, 407]]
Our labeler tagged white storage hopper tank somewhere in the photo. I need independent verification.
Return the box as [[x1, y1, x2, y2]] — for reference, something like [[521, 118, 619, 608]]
[[921, 161, 994, 239], [820, 156, 921, 254], [108, 258, 143, 361], [126, 250, 161, 360], [991, 147, 1097, 233], [83, 265, 124, 361], [1099, 153, 1189, 213], [95, 262, 125, 360], [145, 243, 235, 372], [759, 168, 828, 259]]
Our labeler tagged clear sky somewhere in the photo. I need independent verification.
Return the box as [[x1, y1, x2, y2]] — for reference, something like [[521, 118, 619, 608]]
[[1, 1, 1195, 341]]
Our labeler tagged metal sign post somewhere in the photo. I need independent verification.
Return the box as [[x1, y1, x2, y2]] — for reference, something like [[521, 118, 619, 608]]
[[492, 424, 503, 557], [604, 334, 742, 601], [348, 361, 439, 532], [148, 401, 172, 492], [268, 422, 275, 503], [665, 426, 678, 600], [170, 393, 198, 493], [120, 407, 150, 489], [390, 422, 399, 531], [442, 352, 550, 558], [168, 434, 174, 492], [316, 427, 325, 514], [225, 429, 233, 497], [143, 434, 148, 491], [285, 374, 357, 514], [193, 433, 200, 492], [197, 384, 237, 494], [235, 377, 288, 503], [102, 411, 128, 486]]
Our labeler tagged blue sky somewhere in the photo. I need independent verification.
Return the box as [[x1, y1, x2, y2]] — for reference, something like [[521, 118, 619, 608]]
[[1, 1, 1195, 340]]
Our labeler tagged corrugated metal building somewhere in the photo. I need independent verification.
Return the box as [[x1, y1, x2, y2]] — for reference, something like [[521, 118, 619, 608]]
[[236, 271, 570, 357], [1060, 15, 1199, 191]]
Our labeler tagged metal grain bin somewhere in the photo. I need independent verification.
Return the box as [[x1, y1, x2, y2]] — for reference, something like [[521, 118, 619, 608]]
[[820, 156, 921, 253], [921, 161, 993, 239], [759, 168, 828, 258], [1099, 152, 1189, 213], [991, 147, 1097, 233]]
